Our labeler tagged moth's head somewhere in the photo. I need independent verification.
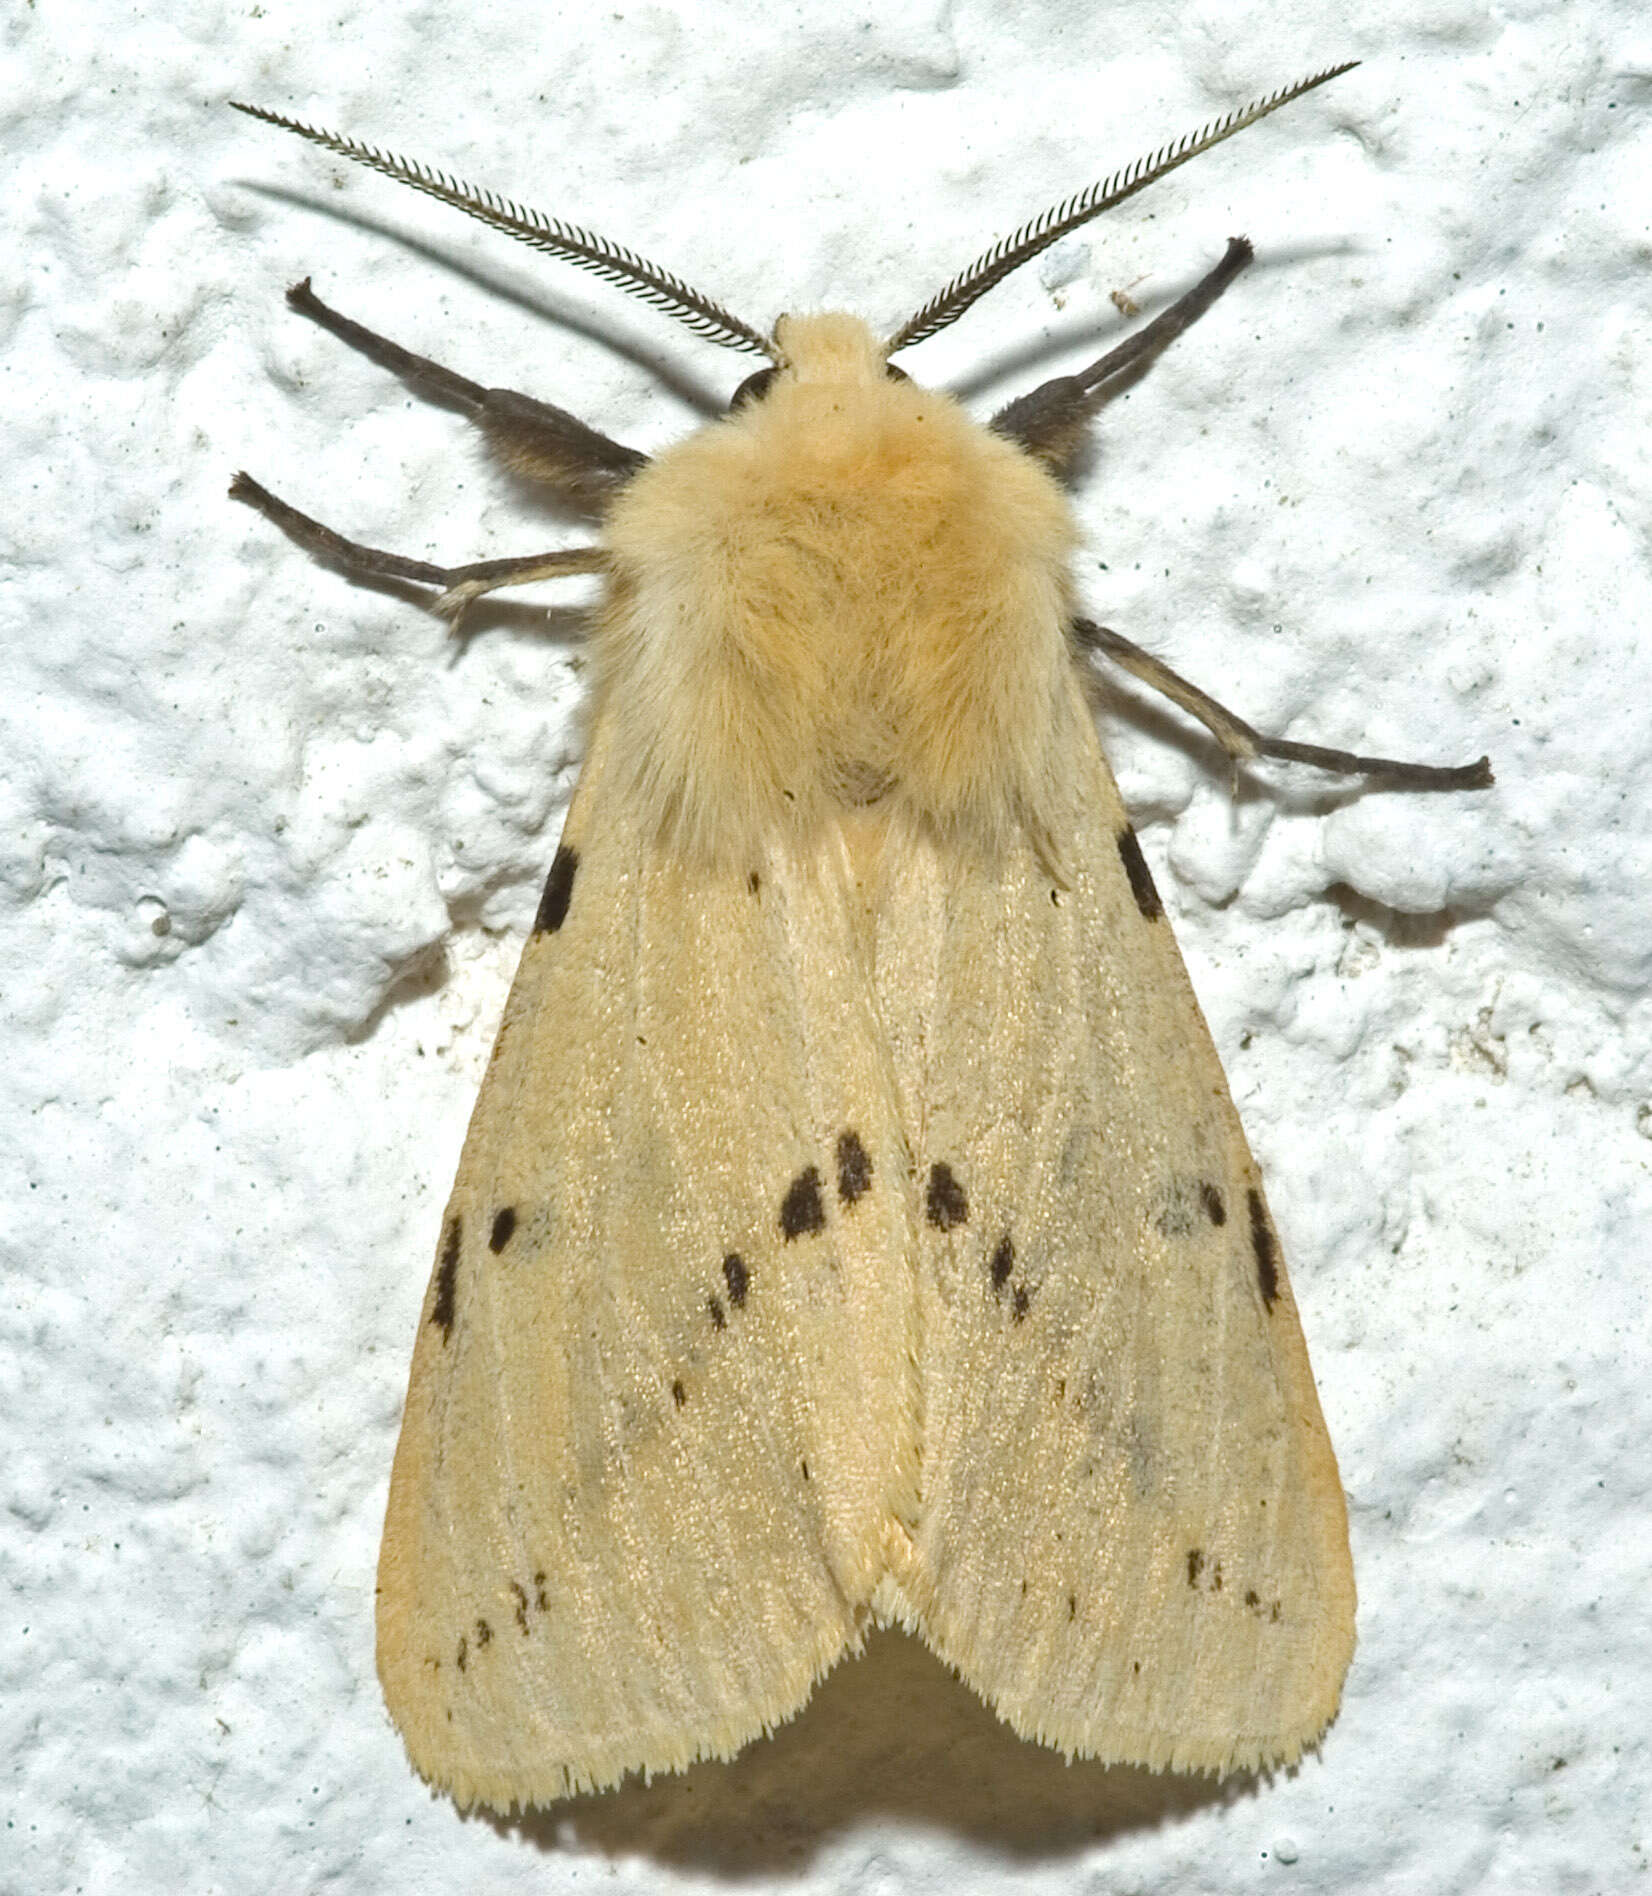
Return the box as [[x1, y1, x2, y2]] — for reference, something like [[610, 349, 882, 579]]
[[728, 314, 912, 412]]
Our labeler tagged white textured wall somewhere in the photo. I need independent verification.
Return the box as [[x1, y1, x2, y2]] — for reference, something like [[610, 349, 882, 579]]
[[5, 3, 1649, 1890]]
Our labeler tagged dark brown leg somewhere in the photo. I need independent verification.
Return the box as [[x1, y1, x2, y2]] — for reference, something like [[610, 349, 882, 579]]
[[285, 278, 647, 504], [992, 238, 1254, 469], [229, 472, 605, 616], [1075, 618, 1493, 791]]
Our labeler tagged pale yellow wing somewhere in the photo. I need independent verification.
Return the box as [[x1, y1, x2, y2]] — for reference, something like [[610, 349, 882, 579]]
[[876, 669, 1355, 1773], [377, 719, 918, 1811]]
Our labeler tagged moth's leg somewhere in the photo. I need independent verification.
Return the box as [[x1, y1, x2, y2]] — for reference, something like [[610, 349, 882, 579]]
[[1075, 617, 1494, 791], [285, 278, 648, 505], [229, 472, 606, 618], [992, 237, 1254, 471]]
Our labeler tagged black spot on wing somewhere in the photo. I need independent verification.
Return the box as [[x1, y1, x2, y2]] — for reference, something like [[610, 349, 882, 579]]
[[925, 1162, 968, 1230], [722, 1252, 749, 1306], [456, 1635, 467, 1672], [989, 1233, 1014, 1290], [779, 1165, 826, 1239], [1186, 1549, 1204, 1588], [1116, 825, 1163, 921], [708, 1296, 726, 1331], [431, 1216, 461, 1340], [1248, 1187, 1281, 1310], [671, 1379, 687, 1408], [488, 1206, 517, 1254], [1011, 1285, 1031, 1322], [835, 1130, 872, 1205], [747, 870, 761, 894], [1200, 1182, 1227, 1226], [510, 1582, 529, 1633], [533, 843, 579, 934], [474, 1617, 492, 1648]]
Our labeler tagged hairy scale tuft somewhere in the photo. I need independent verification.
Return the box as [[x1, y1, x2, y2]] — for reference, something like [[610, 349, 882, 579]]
[[596, 314, 1075, 865]]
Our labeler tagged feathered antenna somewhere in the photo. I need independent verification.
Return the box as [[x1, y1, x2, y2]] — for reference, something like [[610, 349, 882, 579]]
[[885, 63, 1359, 356], [229, 102, 778, 361]]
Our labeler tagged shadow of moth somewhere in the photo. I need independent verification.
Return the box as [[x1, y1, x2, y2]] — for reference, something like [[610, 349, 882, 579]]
[[231, 64, 1491, 1812]]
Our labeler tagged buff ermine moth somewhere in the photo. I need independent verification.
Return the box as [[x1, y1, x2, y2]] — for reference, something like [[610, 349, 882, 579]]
[[229, 65, 1491, 1812]]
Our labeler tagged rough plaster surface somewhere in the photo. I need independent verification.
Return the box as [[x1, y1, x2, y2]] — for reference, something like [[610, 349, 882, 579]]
[[3, 2, 1649, 1891]]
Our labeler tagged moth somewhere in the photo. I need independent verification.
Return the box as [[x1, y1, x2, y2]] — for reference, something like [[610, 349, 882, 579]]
[[231, 66, 1491, 1811]]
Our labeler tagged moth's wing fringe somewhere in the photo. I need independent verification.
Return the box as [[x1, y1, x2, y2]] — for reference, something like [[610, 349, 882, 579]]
[[431, 1618, 873, 1812]]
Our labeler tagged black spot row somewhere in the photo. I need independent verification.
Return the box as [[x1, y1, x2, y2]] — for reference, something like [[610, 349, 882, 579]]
[[698, 1132, 874, 1338], [489, 1206, 516, 1254], [1248, 1188, 1280, 1310], [506, 1571, 554, 1640], [1116, 825, 1163, 921], [1186, 1549, 1236, 1597], [781, 1129, 878, 1235], [922, 1167, 1036, 1321], [456, 1615, 494, 1672], [430, 1216, 461, 1340], [986, 1231, 1035, 1322], [533, 843, 579, 935]]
